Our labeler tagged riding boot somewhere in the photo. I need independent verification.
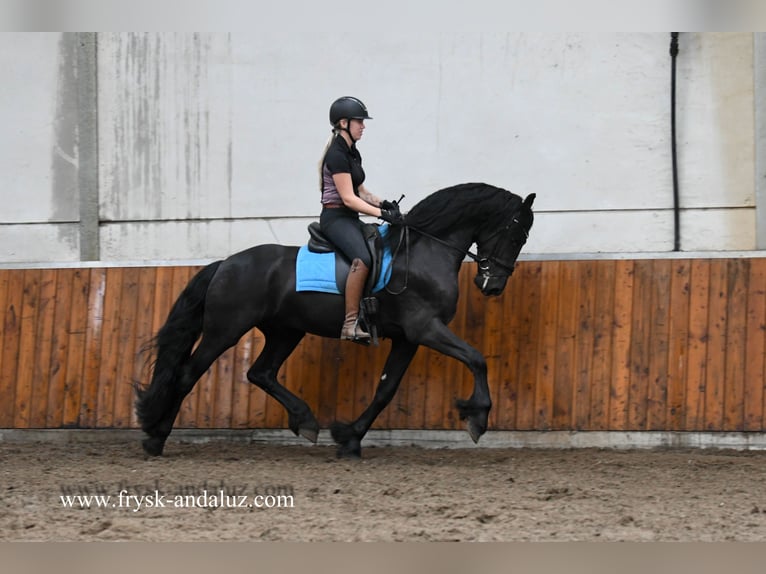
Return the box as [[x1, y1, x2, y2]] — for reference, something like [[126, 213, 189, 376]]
[[341, 258, 371, 342]]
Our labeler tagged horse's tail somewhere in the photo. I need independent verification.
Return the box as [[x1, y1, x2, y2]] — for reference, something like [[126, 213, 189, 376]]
[[134, 260, 223, 433]]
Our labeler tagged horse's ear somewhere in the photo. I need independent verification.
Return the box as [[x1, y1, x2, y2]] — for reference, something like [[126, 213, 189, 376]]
[[523, 193, 536, 208]]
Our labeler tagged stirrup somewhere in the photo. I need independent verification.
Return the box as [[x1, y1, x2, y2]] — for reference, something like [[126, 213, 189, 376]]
[[341, 316, 371, 344]]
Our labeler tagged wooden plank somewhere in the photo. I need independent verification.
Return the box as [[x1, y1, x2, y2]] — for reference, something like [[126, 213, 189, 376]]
[[212, 345, 236, 428], [704, 259, 728, 431], [494, 260, 526, 430], [589, 260, 615, 430], [552, 261, 577, 429], [573, 260, 596, 430], [14, 269, 42, 428], [62, 269, 91, 427], [46, 269, 75, 428], [745, 259, 766, 431], [246, 329, 268, 427], [666, 260, 691, 431], [30, 269, 58, 427], [0, 269, 21, 427], [80, 268, 107, 427], [627, 260, 652, 430], [685, 260, 710, 430], [646, 260, 671, 430], [515, 261, 542, 430], [129, 267, 158, 428], [534, 261, 560, 430], [723, 259, 748, 431], [482, 279, 507, 430], [111, 267, 140, 428], [171, 267, 199, 428], [94, 267, 123, 427], [609, 260, 634, 430]]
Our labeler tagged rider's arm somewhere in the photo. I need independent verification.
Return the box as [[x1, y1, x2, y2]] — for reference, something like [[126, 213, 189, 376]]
[[333, 173, 383, 218]]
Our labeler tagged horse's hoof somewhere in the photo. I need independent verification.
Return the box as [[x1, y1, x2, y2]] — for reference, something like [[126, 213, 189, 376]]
[[142, 437, 165, 457], [299, 425, 319, 444], [336, 444, 362, 459], [466, 419, 482, 444]]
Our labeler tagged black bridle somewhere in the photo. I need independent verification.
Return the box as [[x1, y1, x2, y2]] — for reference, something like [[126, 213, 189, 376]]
[[385, 214, 530, 295]]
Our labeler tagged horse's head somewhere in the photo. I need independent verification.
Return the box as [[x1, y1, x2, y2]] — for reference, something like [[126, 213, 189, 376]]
[[473, 193, 535, 296]]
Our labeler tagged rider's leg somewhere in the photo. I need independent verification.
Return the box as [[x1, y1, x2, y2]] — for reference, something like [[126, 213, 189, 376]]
[[341, 258, 370, 341]]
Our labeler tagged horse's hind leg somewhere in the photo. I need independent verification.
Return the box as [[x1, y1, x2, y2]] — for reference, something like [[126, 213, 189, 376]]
[[331, 338, 419, 458], [247, 328, 320, 443], [142, 336, 231, 456]]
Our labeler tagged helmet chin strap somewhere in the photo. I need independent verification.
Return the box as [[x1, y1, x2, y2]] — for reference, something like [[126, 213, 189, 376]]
[[337, 120, 357, 145]]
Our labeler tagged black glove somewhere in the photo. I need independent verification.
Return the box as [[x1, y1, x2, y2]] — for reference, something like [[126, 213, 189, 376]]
[[379, 207, 404, 225], [380, 199, 398, 211]]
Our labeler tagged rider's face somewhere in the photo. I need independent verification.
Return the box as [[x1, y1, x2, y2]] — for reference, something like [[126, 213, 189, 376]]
[[347, 118, 365, 141]]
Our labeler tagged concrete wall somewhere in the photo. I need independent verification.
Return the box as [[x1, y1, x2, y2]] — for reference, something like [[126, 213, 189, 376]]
[[0, 32, 760, 263]]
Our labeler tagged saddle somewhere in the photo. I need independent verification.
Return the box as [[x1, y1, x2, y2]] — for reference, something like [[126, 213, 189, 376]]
[[306, 222, 385, 296], [306, 221, 386, 345]]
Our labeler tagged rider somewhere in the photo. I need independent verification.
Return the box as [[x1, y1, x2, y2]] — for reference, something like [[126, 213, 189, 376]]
[[319, 96, 403, 342]]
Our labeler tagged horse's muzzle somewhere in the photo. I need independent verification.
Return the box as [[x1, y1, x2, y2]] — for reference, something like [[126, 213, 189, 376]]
[[474, 273, 509, 296]]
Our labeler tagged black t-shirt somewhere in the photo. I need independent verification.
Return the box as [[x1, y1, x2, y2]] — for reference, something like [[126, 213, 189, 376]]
[[321, 135, 366, 205]]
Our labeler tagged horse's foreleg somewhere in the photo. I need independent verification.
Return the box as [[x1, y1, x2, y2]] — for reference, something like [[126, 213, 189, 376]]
[[415, 319, 491, 443], [246, 328, 319, 443], [331, 338, 419, 458]]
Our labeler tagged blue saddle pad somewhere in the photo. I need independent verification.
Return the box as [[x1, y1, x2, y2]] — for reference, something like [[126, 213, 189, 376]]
[[296, 223, 393, 294]]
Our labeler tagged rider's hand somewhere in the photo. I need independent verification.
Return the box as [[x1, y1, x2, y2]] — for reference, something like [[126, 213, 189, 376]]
[[379, 207, 404, 225]]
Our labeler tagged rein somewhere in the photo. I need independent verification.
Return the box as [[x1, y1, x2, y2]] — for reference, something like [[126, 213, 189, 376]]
[[385, 217, 528, 295]]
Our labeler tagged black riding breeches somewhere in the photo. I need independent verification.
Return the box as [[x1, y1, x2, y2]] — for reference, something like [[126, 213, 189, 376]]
[[319, 208, 372, 268]]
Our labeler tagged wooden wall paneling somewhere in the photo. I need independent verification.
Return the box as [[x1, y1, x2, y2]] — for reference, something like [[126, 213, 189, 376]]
[[704, 260, 728, 431], [574, 260, 596, 430], [723, 259, 748, 431], [494, 260, 526, 430], [14, 269, 42, 427], [685, 260, 711, 430], [744, 259, 766, 431], [46, 269, 74, 428], [29, 269, 58, 427], [627, 260, 652, 430], [589, 260, 616, 430], [646, 260, 671, 430], [609, 260, 634, 430], [666, 260, 691, 431], [112, 267, 140, 428], [515, 261, 542, 430], [95, 267, 123, 427], [62, 269, 91, 426], [0, 269, 22, 427], [483, 278, 508, 431], [552, 261, 577, 429], [80, 268, 106, 427], [534, 260, 560, 430]]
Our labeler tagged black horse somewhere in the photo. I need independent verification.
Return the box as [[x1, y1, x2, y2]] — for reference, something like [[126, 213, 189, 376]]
[[135, 182, 535, 457]]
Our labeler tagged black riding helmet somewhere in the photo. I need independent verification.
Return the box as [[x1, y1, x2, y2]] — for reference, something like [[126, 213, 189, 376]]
[[329, 96, 372, 142]]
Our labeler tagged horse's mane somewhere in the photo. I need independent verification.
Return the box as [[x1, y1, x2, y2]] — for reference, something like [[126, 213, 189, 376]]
[[404, 182, 523, 235]]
